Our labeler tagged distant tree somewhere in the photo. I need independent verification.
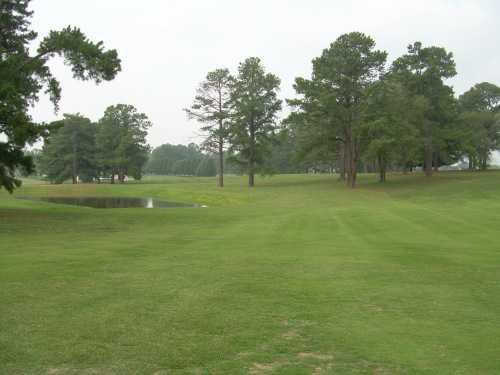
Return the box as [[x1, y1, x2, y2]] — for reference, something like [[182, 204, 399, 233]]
[[288, 32, 387, 187], [392, 42, 457, 176], [18, 149, 42, 177], [458, 111, 499, 170], [195, 157, 217, 177], [229, 57, 282, 187], [96, 105, 151, 183], [185, 69, 232, 187], [459, 82, 500, 113], [39, 114, 96, 183], [457, 83, 500, 170], [146, 143, 204, 175], [0, 0, 120, 192], [262, 129, 305, 174]]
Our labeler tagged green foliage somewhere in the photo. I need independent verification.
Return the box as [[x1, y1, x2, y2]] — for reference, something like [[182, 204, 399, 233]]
[[18, 148, 41, 177], [39, 114, 96, 183], [184, 69, 232, 151], [146, 143, 204, 175], [0, 0, 120, 192], [96, 104, 151, 182], [361, 77, 423, 180], [262, 130, 306, 173], [195, 157, 217, 177], [185, 68, 233, 186], [456, 83, 500, 170], [228, 57, 282, 186], [288, 32, 387, 186], [391, 42, 457, 175], [458, 82, 500, 113], [38, 26, 120, 85]]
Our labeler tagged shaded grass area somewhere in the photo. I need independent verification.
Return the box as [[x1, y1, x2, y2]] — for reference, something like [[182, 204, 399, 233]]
[[1, 172, 500, 374]]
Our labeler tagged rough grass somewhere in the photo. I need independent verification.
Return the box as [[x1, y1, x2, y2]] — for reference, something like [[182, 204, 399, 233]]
[[1, 172, 499, 374]]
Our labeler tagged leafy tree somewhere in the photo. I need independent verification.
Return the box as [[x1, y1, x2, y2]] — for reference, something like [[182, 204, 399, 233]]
[[185, 69, 232, 187], [39, 114, 96, 183], [228, 57, 282, 187], [457, 83, 500, 169], [288, 32, 387, 187], [0, 0, 120, 192], [392, 42, 457, 176], [458, 111, 499, 170], [96, 104, 151, 183]]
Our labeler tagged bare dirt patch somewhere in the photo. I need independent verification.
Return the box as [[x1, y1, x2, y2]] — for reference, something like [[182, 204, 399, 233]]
[[297, 352, 334, 361]]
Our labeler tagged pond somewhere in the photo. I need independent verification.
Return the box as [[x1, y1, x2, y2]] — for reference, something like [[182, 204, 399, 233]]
[[17, 196, 197, 209]]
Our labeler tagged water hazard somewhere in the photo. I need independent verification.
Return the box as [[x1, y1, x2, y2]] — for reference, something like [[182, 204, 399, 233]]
[[18, 196, 197, 209]]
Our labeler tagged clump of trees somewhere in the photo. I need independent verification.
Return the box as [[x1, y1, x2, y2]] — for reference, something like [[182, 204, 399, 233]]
[[186, 35, 498, 188], [0, 0, 120, 192], [38, 105, 151, 184], [145, 143, 217, 177], [286, 33, 500, 187]]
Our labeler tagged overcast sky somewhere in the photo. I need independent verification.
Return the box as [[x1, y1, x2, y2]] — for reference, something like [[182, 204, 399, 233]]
[[29, 0, 500, 148]]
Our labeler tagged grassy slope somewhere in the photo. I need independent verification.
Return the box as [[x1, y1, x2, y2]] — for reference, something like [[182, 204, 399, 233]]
[[1, 172, 499, 374]]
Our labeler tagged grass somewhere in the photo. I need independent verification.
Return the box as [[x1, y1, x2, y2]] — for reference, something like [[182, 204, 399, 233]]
[[1, 172, 500, 374]]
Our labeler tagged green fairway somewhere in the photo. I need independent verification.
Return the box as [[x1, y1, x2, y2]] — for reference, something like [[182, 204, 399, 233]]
[[1, 172, 499, 374]]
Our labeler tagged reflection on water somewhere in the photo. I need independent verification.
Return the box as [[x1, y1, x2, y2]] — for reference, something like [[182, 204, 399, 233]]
[[18, 196, 197, 209]]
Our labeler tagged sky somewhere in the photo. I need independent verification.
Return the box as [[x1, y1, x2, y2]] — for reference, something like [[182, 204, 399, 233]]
[[29, 0, 500, 149]]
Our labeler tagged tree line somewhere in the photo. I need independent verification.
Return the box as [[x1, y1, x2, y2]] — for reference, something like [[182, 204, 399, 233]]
[[2, 0, 500, 192], [186, 33, 500, 188]]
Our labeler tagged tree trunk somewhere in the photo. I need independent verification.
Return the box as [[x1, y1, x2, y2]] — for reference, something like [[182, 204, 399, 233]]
[[249, 119, 255, 187], [338, 144, 346, 181], [480, 155, 488, 170], [424, 143, 433, 177], [345, 130, 357, 188], [218, 141, 224, 188], [433, 152, 439, 172], [217, 90, 225, 187], [468, 155, 474, 170], [248, 169, 254, 187], [72, 135, 77, 184], [111, 173, 115, 184], [378, 155, 386, 182], [403, 163, 409, 175]]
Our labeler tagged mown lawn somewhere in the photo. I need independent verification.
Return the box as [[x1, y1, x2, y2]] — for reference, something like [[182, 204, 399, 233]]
[[1, 172, 499, 374]]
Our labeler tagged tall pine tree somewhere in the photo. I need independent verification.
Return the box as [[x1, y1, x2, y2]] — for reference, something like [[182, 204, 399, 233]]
[[228, 57, 281, 187]]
